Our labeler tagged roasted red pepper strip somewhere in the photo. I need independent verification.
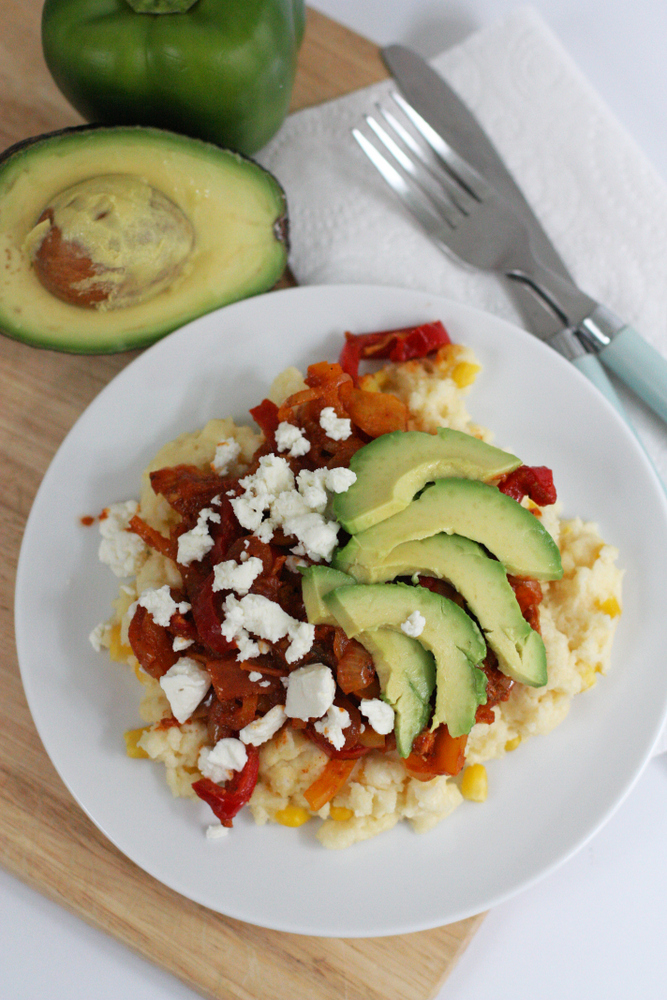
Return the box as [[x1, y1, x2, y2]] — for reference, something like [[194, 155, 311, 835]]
[[192, 744, 260, 827], [339, 321, 451, 383], [497, 465, 557, 506]]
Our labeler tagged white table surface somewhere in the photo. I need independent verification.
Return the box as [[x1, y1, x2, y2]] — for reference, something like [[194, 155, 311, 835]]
[[4, 2, 667, 997]]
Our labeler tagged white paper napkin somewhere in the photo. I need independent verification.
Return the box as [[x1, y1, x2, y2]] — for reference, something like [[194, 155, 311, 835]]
[[257, 5, 667, 754]]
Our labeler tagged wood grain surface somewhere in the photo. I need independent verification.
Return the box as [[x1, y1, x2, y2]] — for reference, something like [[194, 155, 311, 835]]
[[0, 5, 484, 998]]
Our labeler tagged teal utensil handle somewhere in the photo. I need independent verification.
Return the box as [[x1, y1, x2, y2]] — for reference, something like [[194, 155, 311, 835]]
[[572, 352, 630, 420], [599, 326, 667, 424]]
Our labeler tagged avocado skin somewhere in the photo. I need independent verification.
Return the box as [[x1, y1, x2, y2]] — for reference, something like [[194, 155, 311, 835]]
[[334, 477, 563, 582], [0, 125, 289, 354], [333, 427, 522, 534], [324, 582, 487, 738], [353, 533, 547, 688], [301, 565, 437, 756]]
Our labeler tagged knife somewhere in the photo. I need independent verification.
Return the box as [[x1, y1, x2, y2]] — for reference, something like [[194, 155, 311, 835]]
[[381, 44, 667, 425]]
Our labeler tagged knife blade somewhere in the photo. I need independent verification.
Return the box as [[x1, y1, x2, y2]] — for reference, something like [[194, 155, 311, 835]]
[[380, 43, 667, 426]]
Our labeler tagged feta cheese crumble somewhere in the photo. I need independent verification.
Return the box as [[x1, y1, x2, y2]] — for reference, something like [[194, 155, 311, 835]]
[[360, 698, 395, 735], [314, 704, 352, 751], [284, 663, 336, 721], [221, 593, 315, 663], [136, 585, 191, 627], [98, 500, 146, 578], [211, 437, 241, 475], [206, 824, 230, 840], [401, 610, 426, 637], [229, 455, 355, 562], [319, 406, 352, 441], [172, 636, 194, 652], [159, 657, 211, 724], [239, 705, 287, 746], [198, 737, 247, 784], [89, 621, 111, 652], [275, 421, 311, 457], [212, 556, 263, 596], [176, 507, 221, 566]]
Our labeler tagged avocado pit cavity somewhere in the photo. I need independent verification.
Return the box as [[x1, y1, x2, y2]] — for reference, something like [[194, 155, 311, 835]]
[[28, 174, 194, 309]]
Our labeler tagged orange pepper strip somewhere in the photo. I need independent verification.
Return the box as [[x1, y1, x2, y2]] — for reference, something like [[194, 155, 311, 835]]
[[304, 757, 356, 812]]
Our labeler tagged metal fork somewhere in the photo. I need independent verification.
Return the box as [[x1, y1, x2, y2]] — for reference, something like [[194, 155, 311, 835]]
[[353, 93, 594, 351], [351, 94, 637, 421]]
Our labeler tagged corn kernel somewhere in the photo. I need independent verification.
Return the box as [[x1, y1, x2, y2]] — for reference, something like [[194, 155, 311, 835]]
[[597, 596, 622, 618], [124, 727, 150, 759], [460, 764, 488, 802], [504, 736, 522, 752], [274, 806, 311, 827], [109, 622, 133, 663], [451, 361, 481, 388], [329, 806, 354, 822], [579, 663, 598, 690]]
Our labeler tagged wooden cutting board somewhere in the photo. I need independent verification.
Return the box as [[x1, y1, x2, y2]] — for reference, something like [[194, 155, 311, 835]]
[[0, 5, 485, 998]]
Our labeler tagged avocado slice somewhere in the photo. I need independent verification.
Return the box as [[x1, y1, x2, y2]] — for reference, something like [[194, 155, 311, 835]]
[[301, 566, 436, 755], [356, 629, 436, 757], [351, 534, 547, 687], [301, 565, 355, 626], [324, 582, 487, 737], [334, 478, 563, 582], [333, 427, 522, 533], [0, 125, 288, 353]]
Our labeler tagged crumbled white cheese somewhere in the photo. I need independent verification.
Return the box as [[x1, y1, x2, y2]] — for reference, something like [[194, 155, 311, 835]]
[[136, 585, 191, 627], [159, 656, 211, 724], [88, 621, 110, 652], [221, 593, 315, 664], [323, 467, 357, 494], [275, 421, 311, 457], [319, 406, 352, 441], [98, 500, 146, 578], [172, 636, 194, 652], [239, 705, 287, 746], [314, 704, 352, 751], [211, 437, 241, 475], [206, 824, 230, 840], [285, 555, 308, 573], [360, 698, 395, 735], [401, 610, 426, 637], [198, 737, 247, 784], [212, 556, 263, 596], [229, 456, 354, 562], [284, 663, 336, 721], [177, 507, 221, 566], [248, 671, 263, 682]]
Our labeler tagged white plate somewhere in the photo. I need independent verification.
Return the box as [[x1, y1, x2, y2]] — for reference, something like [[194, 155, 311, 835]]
[[15, 284, 667, 938]]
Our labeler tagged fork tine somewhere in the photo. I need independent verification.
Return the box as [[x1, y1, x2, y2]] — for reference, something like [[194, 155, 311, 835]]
[[376, 104, 476, 215], [363, 115, 461, 227], [390, 90, 488, 201], [351, 126, 456, 244]]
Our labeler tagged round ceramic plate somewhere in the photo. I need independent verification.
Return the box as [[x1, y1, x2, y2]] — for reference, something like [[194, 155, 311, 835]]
[[15, 284, 667, 937]]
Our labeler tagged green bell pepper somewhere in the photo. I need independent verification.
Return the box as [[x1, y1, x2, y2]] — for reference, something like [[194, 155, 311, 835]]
[[41, 0, 305, 156]]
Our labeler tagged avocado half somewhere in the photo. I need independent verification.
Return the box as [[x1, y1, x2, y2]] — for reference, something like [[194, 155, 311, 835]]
[[0, 125, 289, 353]]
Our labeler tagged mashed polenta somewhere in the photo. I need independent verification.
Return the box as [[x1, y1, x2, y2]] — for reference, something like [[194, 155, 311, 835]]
[[91, 339, 622, 849]]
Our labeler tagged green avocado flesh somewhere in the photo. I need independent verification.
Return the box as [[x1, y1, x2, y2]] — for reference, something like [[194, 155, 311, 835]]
[[332, 427, 521, 534], [301, 566, 436, 754], [352, 534, 547, 687], [334, 477, 563, 582], [0, 125, 288, 353], [324, 582, 487, 738], [356, 630, 436, 757]]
